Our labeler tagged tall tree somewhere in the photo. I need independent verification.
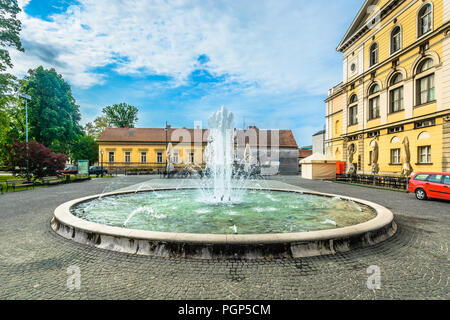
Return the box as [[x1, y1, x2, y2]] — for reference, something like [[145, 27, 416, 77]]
[[84, 116, 109, 139], [102, 103, 139, 128], [71, 135, 98, 164], [0, 0, 24, 72], [20, 67, 83, 154], [0, 0, 24, 161]]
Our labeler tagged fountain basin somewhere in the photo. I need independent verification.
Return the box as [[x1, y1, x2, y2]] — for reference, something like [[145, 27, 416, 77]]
[[51, 188, 396, 259]]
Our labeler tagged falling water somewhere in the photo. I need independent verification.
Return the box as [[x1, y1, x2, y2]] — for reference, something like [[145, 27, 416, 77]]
[[206, 106, 235, 203]]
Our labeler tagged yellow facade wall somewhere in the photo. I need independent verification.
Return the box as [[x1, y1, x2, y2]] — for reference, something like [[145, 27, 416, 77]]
[[98, 142, 206, 168], [325, 0, 450, 176]]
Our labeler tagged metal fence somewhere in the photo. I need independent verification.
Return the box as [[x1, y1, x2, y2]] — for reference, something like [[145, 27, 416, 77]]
[[336, 174, 410, 190], [102, 162, 206, 176]]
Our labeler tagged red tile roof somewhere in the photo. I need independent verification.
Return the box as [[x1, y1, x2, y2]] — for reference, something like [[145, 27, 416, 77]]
[[299, 148, 313, 158], [98, 127, 298, 148]]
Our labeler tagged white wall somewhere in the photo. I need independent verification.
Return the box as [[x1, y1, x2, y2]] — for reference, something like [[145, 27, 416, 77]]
[[444, 0, 450, 23]]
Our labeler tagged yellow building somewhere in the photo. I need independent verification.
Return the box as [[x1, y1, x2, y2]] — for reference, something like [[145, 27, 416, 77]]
[[325, 0, 450, 176], [97, 126, 299, 174], [97, 126, 208, 173]]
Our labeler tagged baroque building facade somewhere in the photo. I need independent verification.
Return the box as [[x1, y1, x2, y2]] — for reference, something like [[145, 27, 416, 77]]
[[325, 0, 450, 175]]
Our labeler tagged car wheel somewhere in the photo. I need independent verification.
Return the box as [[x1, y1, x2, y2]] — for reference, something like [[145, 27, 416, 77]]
[[415, 188, 427, 200]]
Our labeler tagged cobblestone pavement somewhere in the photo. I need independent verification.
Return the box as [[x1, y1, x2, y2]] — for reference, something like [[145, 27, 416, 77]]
[[0, 176, 448, 300]]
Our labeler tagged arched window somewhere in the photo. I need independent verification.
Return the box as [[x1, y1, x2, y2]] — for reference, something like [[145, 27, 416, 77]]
[[389, 73, 404, 113], [368, 84, 380, 120], [370, 43, 378, 66], [390, 73, 403, 85], [416, 58, 435, 105], [391, 26, 401, 54], [418, 4, 432, 37], [348, 94, 358, 126]]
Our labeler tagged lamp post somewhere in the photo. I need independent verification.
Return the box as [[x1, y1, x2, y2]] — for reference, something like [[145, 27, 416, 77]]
[[18, 93, 32, 180], [100, 150, 104, 177], [165, 121, 168, 178]]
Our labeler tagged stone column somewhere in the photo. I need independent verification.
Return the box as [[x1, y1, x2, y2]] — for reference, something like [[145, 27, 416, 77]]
[[443, 116, 450, 172]]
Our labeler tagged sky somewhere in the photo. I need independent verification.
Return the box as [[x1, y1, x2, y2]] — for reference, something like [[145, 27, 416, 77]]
[[12, 0, 363, 146]]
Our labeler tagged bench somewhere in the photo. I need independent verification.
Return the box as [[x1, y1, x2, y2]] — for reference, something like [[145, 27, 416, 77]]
[[42, 176, 64, 185], [6, 179, 35, 192]]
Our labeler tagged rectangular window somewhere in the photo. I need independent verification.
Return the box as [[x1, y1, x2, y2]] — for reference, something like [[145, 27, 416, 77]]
[[140, 152, 147, 163], [421, 13, 432, 36], [108, 152, 115, 163], [124, 152, 131, 163], [369, 151, 373, 166], [367, 131, 380, 138], [417, 74, 435, 105], [388, 126, 404, 134], [415, 118, 436, 128], [427, 174, 442, 183], [157, 152, 163, 163], [390, 87, 404, 113], [349, 106, 358, 125], [173, 151, 179, 164], [418, 146, 431, 164], [369, 96, 380, 120], [443, 175, 450, 185], [414, 174, 429, 181], [391, 149, 401, 164]]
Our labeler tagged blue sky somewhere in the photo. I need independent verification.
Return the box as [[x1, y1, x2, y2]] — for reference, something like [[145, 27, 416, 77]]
[[13, 0, 363, 146]]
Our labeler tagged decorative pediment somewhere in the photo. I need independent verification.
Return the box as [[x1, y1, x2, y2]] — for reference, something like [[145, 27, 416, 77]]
[[337, 0, 405, 53]]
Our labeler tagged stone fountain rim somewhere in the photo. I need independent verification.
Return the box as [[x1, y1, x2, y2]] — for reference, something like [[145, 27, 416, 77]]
[[52, 187, 394, 245]]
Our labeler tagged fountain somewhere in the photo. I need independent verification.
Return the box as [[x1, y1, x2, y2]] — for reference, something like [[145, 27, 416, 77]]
[[205, 106, 235, 203], [51, 107, 396, 259]]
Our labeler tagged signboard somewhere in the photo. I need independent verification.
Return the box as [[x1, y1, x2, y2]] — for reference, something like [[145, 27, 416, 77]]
[[78, 160, 89, 175]]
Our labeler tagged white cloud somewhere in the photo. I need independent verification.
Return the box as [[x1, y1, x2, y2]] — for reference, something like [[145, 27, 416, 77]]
[[12, 0, 348, 93]]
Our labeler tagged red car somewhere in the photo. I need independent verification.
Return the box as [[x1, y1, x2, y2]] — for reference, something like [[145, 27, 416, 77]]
[[57, 166, 78, 175], [408, 172, 450, 201]]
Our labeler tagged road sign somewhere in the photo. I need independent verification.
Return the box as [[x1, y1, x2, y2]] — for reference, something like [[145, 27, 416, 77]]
[[78, 160, 89, 175]]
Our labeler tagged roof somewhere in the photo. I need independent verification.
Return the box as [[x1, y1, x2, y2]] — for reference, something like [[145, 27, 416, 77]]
[[313, 129, 326, 137], [98, 127, 209, 143], [300, 153, 336, 164], [98, 127, 298, 148], [337, 0, 404, 53], [299, 148, 313, 158]]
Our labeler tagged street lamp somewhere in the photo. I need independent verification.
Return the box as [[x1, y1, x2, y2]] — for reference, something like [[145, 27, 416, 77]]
[[164, 121, 168, 178], [18, 93, 31, 180]]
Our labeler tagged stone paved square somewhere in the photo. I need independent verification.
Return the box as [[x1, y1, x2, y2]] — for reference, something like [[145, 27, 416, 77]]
[[0, 176, 448, 300]]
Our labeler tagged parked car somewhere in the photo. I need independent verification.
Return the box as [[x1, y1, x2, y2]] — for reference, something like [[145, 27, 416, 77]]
[[57, 166, 78, 175], [89, 166, 108, 176], [408, 172, 450, 201]]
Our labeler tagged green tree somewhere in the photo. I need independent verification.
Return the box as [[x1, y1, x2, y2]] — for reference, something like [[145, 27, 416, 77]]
[[102, 103, 138, 128], [0, 0, 24, 162], [71, 135, 99, 164], [20, 66, 83, 154], [0, 0, 24, 72], [84, 116, 109, 139]]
